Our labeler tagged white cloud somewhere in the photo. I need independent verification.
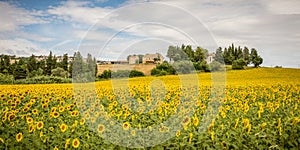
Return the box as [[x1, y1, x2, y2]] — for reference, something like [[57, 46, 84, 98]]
[[48, 1, 111, 25], [0, 2, 48, 32], [262, 0, 300, 14], [0, 39, 48, 56]]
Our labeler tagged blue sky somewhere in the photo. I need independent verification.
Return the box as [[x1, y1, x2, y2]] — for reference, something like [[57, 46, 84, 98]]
[[0, 0, 300, 68]]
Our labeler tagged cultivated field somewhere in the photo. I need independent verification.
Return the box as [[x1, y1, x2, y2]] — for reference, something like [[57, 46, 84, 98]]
[[0, 68, 299, 149]]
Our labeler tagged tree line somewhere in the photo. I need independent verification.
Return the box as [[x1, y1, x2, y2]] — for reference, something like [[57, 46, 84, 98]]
[[150, 43, 264, 75], [0, 52, 97, 83], [214, 43, 263, 69]]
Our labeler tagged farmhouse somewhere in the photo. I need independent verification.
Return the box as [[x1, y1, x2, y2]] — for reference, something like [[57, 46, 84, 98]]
[[142, 53, 164, 64], [206, 52, 215, 64]]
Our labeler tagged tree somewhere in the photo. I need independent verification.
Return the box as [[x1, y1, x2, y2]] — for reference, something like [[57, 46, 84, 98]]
[[27, 54, 37, 73], [232, 59, 247, 70], [194, 47, 208, 62], [99, 70, 111, 79], [183, 45, 194, 61], [45, 51, 54, 75], [173, 61, 194, 74], [61, 53, 68, 71], [214, 47, 224, 63], [51, 67, 69, 78], [166, 46, 176, 62], [0, 55, 11, 74], [236, 46, 243, 60], [210, 60, 222, 72], [72, 52, 85, 82], [37, 60, 46, 75], [250, 48, 263, 67], [13, 58, 27, 79], [243, 47, 250, 65], [166, 45, 188, 62]]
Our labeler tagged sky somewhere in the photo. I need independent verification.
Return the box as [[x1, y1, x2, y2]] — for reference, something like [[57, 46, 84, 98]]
[[0, 0, 299, 68]]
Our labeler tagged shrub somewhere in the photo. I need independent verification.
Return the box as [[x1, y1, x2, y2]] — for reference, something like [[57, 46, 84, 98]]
[[151, 68, 161, 76], [173, 61, 194, 74], [232, 59, 247, 70], [209, 60, 222, 72], [129, 70, 145, 78], [0, 73, 14, 84], [193, 61, 210, 72], [151, 62, 176, 76], [51, 67, 69, 78], [14, 76, 72, 84], [99, 70, 112, 79]]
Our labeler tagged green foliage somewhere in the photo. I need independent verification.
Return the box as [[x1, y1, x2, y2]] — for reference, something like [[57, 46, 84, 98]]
[[27, 68, 44, 78], [99, 70, 112, 79], [14, 75, 72, 84], [193, 61, 210, 72], [0, 73, 14, 84], [13, 58, 27, 80], [100, 69, 144, 79], [151, 62, 176, 76], [250, 48, 263, 67], [72, 52, 97, 83], [57, 53, 68, 71], [129, 70, 145, 78], [166, 46, 188, 62], [51, 67, 69, 78], [173, 61, 194, 74], [220, 44, 263, 67], [209, 60, 222, 72], [45, 51, 55, 76], [214, 47, 224, 64], [232, 59, 247, 70], [194, 47, 208, 62]]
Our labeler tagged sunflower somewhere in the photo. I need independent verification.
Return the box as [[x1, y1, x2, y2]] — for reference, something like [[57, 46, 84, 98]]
[[72, 138, 80, 148], [188, 133, 193, 144], [39, 131, 43, 138], [80, 118, 85, 125], [29, 124, 35, 133], [37, 121, 44, 130], [26, 117, 33, 124], [131, 130, 136, 136], [53, 146, 59, 150], [32, 109, 38, 115], [53, 111, 60, 118], [123, 122, 130, 130], [23, 107, 29, 112], [58, 106, 65, 112], [97, 124, 105, 133], [0, 137, 4, 143], [181, 116, 190, 126], [42, 103, 48, 109], [261, 122, 267, 131], [60, 123, 68, 132], [49, 127, 54, 132], [176, 130, 181, 137], [16, 133, 22, 142], [65, 138, 71, 149], [8, 114, 16, 121]]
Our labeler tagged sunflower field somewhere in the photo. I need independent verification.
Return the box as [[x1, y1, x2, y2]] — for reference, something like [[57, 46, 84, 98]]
[[0, 68, 300, 149]]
